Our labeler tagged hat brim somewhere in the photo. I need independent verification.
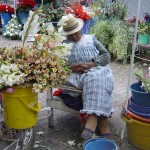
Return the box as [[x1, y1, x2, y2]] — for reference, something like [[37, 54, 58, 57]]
[[62, 18, 84, 35]]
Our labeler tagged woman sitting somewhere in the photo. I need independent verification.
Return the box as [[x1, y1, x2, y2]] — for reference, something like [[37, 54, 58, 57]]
[[58, 14, 114, 140]]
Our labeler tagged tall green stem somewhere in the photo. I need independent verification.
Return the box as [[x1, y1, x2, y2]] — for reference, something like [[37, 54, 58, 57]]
[[22, 0, 44, 47]]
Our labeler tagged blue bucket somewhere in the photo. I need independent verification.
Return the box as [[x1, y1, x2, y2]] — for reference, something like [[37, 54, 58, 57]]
[[82, 18, 96, 34], [83, 138, 118, 150], [0, 13, 12, 35], [130, 82, 150, 107], [17, 12, 29, 25], [129, 97, 150, 113]]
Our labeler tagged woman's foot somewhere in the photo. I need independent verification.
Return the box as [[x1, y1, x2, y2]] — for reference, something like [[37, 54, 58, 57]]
[[81, 128, 95, 140]]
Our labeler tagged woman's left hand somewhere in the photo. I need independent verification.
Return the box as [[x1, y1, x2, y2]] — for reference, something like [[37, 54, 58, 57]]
[[73, 62, 95, 73]]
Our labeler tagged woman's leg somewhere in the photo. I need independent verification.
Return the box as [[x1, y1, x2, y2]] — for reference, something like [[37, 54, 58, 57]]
[[98, 116, 111, 135], [85, 114, 97, 131], [81, 114, 97, 139]]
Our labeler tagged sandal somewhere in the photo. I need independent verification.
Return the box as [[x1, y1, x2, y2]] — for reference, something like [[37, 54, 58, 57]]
[[81, 128, 95, 140]]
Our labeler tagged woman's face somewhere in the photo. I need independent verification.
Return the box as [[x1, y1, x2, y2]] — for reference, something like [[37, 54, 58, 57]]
[[67, 30, 82, 42]]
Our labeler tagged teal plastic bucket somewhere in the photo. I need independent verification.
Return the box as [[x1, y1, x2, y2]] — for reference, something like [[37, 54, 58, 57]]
[[83, 138, 118, 150], [139, 34, 149, 45]]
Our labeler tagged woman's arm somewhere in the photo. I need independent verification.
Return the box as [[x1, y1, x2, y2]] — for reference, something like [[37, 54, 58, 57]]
[[92, 37, 110, 66]]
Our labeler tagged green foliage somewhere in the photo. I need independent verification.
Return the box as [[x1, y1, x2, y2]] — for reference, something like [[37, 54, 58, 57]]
[[89, 0, 127, 21], [109, 20, 134, 63], [40, 2, 64, 22], [89, 19, 134, 63], [138, 22, 150, 34], [134, 68, 150, 93], [89, 20, 114, 48]]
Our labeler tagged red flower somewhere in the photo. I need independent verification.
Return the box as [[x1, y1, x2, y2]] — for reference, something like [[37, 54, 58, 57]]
[[17, 0, 36, 12], [64, 1, 91, 21], [0, 4, 14, 14]]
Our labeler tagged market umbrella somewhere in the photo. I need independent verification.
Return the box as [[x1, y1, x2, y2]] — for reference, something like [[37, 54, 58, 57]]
[[120, 0, 142, 141]]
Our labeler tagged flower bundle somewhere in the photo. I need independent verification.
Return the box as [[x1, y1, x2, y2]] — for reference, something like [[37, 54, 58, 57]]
[[0, 43, 71, 93], [64, 1, 91, 21], [3, 15, 22, 39], [0, 4, 14, 14], [16, 0, 36, 12], [0, 3, 72, 93]]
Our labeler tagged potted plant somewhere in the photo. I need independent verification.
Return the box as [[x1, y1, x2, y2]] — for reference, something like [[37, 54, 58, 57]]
[[0, 4, 72, 129], [0, 4, 14, 35], [130, 68, 150, 107], [16, 0, 36, 25], [138, 22, 150, 45], [39, 1, 64, 27]]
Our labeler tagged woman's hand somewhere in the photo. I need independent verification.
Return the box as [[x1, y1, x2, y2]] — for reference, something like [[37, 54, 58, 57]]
[[71, 62, 95, 73]]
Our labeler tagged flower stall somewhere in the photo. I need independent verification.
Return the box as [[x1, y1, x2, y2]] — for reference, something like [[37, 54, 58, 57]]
[[0, 3, 14, 35], [0, 3, 72, 129]]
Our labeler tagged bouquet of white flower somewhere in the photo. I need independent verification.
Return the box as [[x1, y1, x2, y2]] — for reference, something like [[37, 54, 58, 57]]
[[3, 15, 22, 40]]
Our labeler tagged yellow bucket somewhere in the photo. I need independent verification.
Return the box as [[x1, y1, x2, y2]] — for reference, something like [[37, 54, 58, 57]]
[[122, 115, 150, 150], [2, 86, 41, 129]]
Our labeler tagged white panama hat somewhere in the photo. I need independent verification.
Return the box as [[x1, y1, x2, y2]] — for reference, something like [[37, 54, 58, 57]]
[[62, 15, 84, 35]]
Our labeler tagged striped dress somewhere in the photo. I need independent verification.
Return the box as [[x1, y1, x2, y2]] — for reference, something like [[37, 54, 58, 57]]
[[64, 35, 114, 117]]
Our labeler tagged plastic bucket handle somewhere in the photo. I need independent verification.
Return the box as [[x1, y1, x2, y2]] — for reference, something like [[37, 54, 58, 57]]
[[19, 96, 41, 112], [122, 115, 150, 126]]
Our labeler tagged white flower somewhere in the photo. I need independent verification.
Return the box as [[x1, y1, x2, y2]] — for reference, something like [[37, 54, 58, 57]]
[[10, 64, 18, 71], [54, 32, 65, 43], [21, 10, 40, 42], [33, 144, 40, 148], [36, 131, 44, 135], [0, 75, 8, 84], [58, 14, 74, 27], [47, 23, 54, 35], [37, 44, 43, 50], [68, 140, 76, 146], [5, 76, 14, 86], [58, 27, 63, 33], [0, 64, 10, 73]]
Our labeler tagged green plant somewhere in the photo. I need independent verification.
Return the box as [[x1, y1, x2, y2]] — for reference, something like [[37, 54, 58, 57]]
[[89, 19, 134, 63], [88, 0, 107, 20], [134, 68, 150, 93], [109, 20, 134, 63], [89, 20, 114, 48], [138, 22, 150, 34], [39, 2, 64, 22], [90, 0, 127, 20]]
